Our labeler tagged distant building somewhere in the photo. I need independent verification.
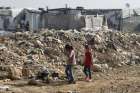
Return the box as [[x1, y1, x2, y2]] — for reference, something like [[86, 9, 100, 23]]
[[84, 9, 123, 31], [14, 9, 41, 31], [0, 7, 13, 31], [4, 7, 123, 32], [41, 7, 104, 31], [84, 15, 104, 31], [41, 8, 84, 30], [123, 9, 140, 32]]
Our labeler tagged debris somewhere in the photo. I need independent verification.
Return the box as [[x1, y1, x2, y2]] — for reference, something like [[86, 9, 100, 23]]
[[92, 64, 102, 72], [0, 29, 140, 79], [0, 85, 9, 91], [28, 79, 41, 85], [8, 66, 22, 80]]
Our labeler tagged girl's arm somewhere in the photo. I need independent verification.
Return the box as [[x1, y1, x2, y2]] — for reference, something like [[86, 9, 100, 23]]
[[90, 50, 94, 66]]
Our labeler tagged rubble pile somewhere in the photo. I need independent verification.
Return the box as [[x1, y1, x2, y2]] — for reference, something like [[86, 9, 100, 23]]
[[0, 29, 140, 79]]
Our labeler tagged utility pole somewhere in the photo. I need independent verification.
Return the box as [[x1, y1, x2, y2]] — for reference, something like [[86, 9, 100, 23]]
[[126, 3, 131, 22], [65, 4, 68, 8]]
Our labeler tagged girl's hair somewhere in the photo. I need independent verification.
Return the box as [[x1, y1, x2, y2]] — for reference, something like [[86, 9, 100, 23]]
[[65, 44, 74, 51], [70, 45, 73, 50], [65, 44, 70, 50], [85, 44, 89, 49]]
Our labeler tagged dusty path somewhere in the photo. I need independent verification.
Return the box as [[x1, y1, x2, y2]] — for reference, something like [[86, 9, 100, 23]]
[[1, 65, 140, 93]]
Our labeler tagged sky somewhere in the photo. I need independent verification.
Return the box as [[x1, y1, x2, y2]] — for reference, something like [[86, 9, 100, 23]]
[[0, 0, 140, 9]]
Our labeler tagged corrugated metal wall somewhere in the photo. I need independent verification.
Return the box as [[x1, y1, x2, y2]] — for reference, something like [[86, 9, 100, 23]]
[[42, 13, 84, 30]]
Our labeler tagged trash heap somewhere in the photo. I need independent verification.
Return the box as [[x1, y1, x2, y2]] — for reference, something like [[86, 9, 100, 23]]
[[0, 29, 140, 80]]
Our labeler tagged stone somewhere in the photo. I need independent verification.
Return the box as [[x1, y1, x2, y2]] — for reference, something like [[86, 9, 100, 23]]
[[8, 66, 22, 80], [94, 34, 102, 44], [135, 41, 140, 46], [0, 44, 7, 50], [92, 64, 102, 72], [28, 79, 40, 85], [35, 40, 44, 47], [3, 79, 11, 82], [0, 29, 140, 80], [67, 90, 80, 93], [101, 64, 109, 70], [22, 66, 34, 78], [0, 85, 9, 91], [0, 71, 9, 79]]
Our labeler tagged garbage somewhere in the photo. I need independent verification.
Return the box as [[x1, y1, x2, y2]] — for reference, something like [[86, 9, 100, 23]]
[[36, 66, 50, 82], [0, 29, 140, 80], [0, 85, 9, 91], [28, 78, 41, 85], [8, 66, 22, 80]]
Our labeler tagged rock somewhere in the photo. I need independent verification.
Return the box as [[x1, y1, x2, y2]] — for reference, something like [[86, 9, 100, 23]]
[[34, 40, 44, 48], [22, 66, 34, 78], [44, 37, 53, 42], [67, 90, 80, 93], [0, 44, 7, 50], [135, 41, 140, 46], [0, 37, 6, 43], [0, 71, 9, 79], [101, 64, 109, 70], [53, 38, 62, 44], [15, 32, 30, 40], [94, 34, 102, 44], [0, 85, 9, 91], [3, 79, 11, 82], [8, 66, 22, 80], [92, 63, 109, 72], [0, 49, 25, 66], [117, 64, 122, 67], [0, 29, 140, 79], [133, 55, 140, 60], [67, 91, 73, 93], [93, 64, 102, 72], [131, 61, 136, 65], [28, 79, 41, 85]]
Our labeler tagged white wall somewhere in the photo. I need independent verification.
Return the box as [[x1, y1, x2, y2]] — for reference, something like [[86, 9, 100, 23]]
[[84, 15, 103, 31], [0, 17, 4, 30]]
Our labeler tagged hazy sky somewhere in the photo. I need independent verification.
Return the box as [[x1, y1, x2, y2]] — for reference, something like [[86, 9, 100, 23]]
[[0, 0, 140, 9]]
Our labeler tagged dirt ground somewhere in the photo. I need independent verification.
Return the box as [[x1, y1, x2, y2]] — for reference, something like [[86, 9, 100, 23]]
[[0, 65, 140, 93]]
